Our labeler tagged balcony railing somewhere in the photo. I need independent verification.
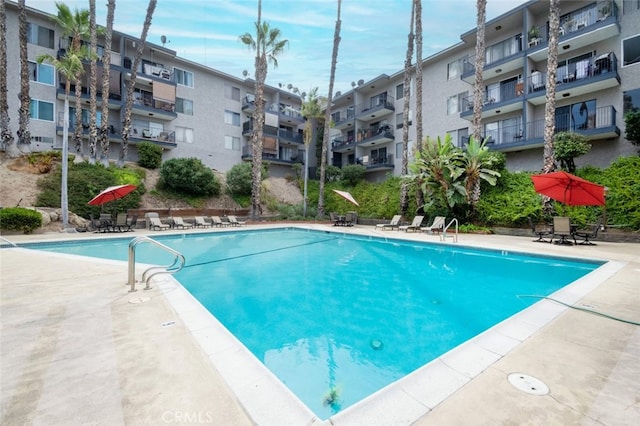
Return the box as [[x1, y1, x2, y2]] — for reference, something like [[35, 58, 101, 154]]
[[331, 136, 356, 150], [462, 79, 524, 111], [356, 154, 394, 169], [527, 105, 617, 140], [278, 129, 303, 144], [355, 95, 395, 116], [242, 121, 279, 136], [527, 52, 617, 94], [241, 145, 304, 163], [463, 35, 524, 73]]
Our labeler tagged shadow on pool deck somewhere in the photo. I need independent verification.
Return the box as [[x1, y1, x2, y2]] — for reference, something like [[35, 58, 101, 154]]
[[1, 225, 638, 425]]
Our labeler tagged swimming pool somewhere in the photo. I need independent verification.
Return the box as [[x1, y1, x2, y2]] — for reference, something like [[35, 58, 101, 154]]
[[23, 228, 603, 420]]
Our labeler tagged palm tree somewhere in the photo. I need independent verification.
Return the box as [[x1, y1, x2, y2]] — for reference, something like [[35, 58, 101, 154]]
[[17, 0, 31, 152], [472, 0, 487, 141], [541, 0, 561, 215], [318, 0, 342, 218], [414, 0, 424, 211], [99, 0, 116, 166], [121, 0, 157, 167], [38, 49, 87, 229], [400, 0, 415, 215], [239, 0, 289, 219], [0, 0, 18, 157], [51, 3, 90, 162], [300, 87, 326, 217], [87, 0, 98, 164], [461, 136, 500, 207]]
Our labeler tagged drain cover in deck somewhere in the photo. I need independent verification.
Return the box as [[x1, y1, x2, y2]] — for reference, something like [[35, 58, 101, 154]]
[[507, 373, 549, 395]]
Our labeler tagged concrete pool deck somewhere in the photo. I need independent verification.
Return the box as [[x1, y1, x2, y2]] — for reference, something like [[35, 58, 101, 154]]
[[1, 224, 638, 425]]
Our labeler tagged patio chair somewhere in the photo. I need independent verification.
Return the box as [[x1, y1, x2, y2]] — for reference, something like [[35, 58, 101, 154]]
[[89, 214, 108, 233], [114, 213, 130, 232], [552, 216, 576, 245], [210, 216, 230, 227], [171, 216, 193, 229], [375, 215, 402, 231], [344, 212, 356, 227], [574, 217, 603, 246], [330, 212, 345, 226], [227, 215, 246, 226], [148, 216, 171, 231], [399, 216, 425, 232], [528, 216, 552, 243], [194, 216, 212, 228], [421, 216, 446, 234]]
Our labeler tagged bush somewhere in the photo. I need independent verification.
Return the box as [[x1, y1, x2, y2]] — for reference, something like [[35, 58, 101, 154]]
[[0, 207, 42, 233], [226, 162, 266, 196], [554, 132, 591, 173], [159, 158, 220, 196], [322, 165, 342, 182], [137, 141, 163, 169], [340, 164, 366, 186]]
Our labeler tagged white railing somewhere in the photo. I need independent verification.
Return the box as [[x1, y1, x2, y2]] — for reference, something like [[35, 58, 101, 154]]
[[127, 236, 185, 292], [441, 218, 458, 242]]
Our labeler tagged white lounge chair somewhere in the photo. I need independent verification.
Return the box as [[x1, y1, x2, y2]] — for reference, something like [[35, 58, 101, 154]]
[[148, 217, 170, 231], [210, 216, 229, 227], [399, 216, 424, 232], [376, 215, 402, 231], [227, 215, 246, 226], [171, 216, 193, 229], [421, 216, 446, 234], [194, 216, 212, 228]]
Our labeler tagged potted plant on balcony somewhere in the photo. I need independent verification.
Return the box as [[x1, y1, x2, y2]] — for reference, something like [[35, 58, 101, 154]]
[[528, 26, 541, 47], [598, 2, 612, 21]]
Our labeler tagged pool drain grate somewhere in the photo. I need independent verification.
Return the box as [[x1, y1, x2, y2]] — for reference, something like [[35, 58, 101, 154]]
[[507, 373, 549, 395]]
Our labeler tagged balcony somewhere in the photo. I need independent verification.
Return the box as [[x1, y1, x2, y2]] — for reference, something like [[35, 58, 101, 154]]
[[357, 125, 394, 147], [468, 105, 619, 153], [56, 115, 123, 142], [461, 36, 525, 84], [355, 95, 395, 122], [279, 106, 304, 125], [461, 79, 525, 121], [527, 0, 619, 62], [331, 136, 357, 153], [356, 154, 394, 172], [129, 126, 176, 148], [278, 129, 303, 145], [242, 95, 256, 114], [331, 107, 356, 130], [242, 121, 279, 137], [241, 145, 305, 165], [131, 93, 177, 121], [527, 52, 620, 105]]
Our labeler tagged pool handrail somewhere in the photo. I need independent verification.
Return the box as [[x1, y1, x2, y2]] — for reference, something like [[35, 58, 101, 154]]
[[128, 236, 185, 292], [441, 218, 459, 242], [0, 236, 17, 247]]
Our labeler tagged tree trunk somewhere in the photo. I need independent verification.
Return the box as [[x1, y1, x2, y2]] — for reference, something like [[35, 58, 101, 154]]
[[88, 0, 98, 164], [99, 0, 115, 167], [61, 82, 71, 228], [73, 77, 84, 162], [414, 0, 424, 212], [472, 0, 487, 142], [17, 0, 31, 152], [400, 1, 415, 215], [318, 0, 342, 218], [0, 0, 18, 156], [250, 55, 266, 219]]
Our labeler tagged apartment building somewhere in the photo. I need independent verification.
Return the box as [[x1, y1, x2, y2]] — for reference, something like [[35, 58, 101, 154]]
[[328, 0, 639, 174], [3, 1, 308, 178]]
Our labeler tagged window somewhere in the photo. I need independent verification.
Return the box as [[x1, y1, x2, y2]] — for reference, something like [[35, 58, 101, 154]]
[[396, 83, 404, 99], [224, 135, 240, 151], [29, 99, 54, 121], [175, 126, 194, 143], [69, 108, 102, 128], [26, 23, 54, 49], [447, 92, 467, 115], [623, 88, 640, 113], [396, 112, 412, 129], [447, 57, 466, 80], [28, 61, 54, 85], [447, 128, 469, 147], [174, 67, 194, 87], [30, 136, 54, 144], [224, 110, 240, 126], [175, 97, 193, 115], [622, 34, 640, 67], [224, 84, 241, 101]]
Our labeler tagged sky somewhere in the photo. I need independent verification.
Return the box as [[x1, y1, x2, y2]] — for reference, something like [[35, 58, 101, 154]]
[[28, 0, 530, 96]]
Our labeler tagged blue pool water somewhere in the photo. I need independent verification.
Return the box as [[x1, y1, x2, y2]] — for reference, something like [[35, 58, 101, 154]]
[[24, 228, 602, 418]]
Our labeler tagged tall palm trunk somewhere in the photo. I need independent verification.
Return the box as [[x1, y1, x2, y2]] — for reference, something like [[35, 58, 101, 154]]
[[542, 0, 561, 215], [88, 0, 98, 164], [472, 0, 487, 141], [61, 82, 71, 228], [17, 0, 31, 152], [120, 0, 156, 167], [400, 1, 415, 215], [73, 77, 84, 161], [0, 0, 18, 157], [99, 0, 115, 166], [414, 0, 424, 211], [250, 0, 265, 220], [318, 0, 342, 218]]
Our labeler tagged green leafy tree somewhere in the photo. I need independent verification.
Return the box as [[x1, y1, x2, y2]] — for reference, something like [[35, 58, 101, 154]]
[[624, 110, 640, 151], [159, 158, 220, 196], [299, 87, 326, 216], [462, 136, 501, 207], [554, 132, 591, 173], [226, 162, 266, 196]]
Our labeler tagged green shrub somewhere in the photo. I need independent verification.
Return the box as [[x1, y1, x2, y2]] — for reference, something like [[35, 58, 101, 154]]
[[340, 164, 366, 186], [159, 158, 220, 196], [554, 132, 591, 173], [137, 141, 163, 169], [225, 162, 266, 196], [0, 207, 42, 233], [322, 165, 342, 182]]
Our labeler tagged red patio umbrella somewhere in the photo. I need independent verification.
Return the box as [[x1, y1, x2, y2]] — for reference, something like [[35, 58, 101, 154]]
[[530, 171, 605, 206], [88, 184, 137, 205]]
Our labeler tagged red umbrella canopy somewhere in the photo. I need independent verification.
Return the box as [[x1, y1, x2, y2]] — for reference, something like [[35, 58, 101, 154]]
[[530, 171, 605, 206], [332, 189, 360, 206], [88, 184, 137, 205]]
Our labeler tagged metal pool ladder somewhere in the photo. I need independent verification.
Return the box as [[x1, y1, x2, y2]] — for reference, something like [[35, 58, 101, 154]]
[[440, 218, 459, 242], [128, 236, 185, 292]]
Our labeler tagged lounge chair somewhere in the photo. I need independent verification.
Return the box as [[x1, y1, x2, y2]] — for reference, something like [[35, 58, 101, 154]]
[[194, 216, 212, 228], [552, 216, 575, 245], [210, 216, 229, 227], [227, 215, 246, 226], [148, 216, 171, 231], [172, 216, 193, 229], [574, 217, 603, 245], [114, 213, 135, 232], [399, 215, 424, 232], [421, 216, 446, 234], [528, 216, 552, 243], [376, 215, 402, 231]]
